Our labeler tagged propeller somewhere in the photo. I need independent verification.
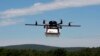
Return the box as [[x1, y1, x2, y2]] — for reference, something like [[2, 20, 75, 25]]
[[68, 22, 72, 26], [43, 20, 45, 24], [43, 20, 46, 28], [59, 19, 63, 24], [35, 21, 38, 25]]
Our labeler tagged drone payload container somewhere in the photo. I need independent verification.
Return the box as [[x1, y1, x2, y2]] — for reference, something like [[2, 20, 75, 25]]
[[45, 28, 60, 37], [46, 29, 59, 34]]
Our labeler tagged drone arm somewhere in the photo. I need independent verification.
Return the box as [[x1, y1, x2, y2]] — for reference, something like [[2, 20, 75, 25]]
[[25, 24, 45, 26], [61, 25, 81, 27], [25, 24, 36, 26], [69, 25, 81, 27]]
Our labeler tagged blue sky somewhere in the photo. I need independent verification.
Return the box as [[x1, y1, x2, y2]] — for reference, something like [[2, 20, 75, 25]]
[[0, 0, 100, 47]]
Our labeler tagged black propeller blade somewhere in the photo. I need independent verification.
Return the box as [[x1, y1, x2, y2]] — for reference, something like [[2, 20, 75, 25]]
[[59, 19, 63, 24], [43, 20, 46, 28], [61, 19, 63, 24], [43, 20, 45, 24], [35, 21, 37, 25], [68, 22, 72, 26]]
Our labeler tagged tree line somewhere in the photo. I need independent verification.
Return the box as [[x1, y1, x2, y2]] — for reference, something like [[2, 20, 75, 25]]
[[0, 47, 100, 56]]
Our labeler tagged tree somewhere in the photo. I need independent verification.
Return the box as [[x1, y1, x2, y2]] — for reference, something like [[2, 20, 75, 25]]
[[79, 48, 92, 56], [53, 48, 67, 56]]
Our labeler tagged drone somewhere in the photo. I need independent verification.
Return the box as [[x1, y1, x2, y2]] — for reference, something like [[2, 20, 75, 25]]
[[25, 20, 80, 36]]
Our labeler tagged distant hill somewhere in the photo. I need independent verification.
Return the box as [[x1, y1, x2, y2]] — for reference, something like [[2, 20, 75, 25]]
[[0, 44, 86, 51]]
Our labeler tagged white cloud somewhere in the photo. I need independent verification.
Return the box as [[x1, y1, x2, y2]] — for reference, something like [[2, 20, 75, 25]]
[[0, 0, 100, 19], [0, 19, 22, 26], [0, 0, 100, 26]]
